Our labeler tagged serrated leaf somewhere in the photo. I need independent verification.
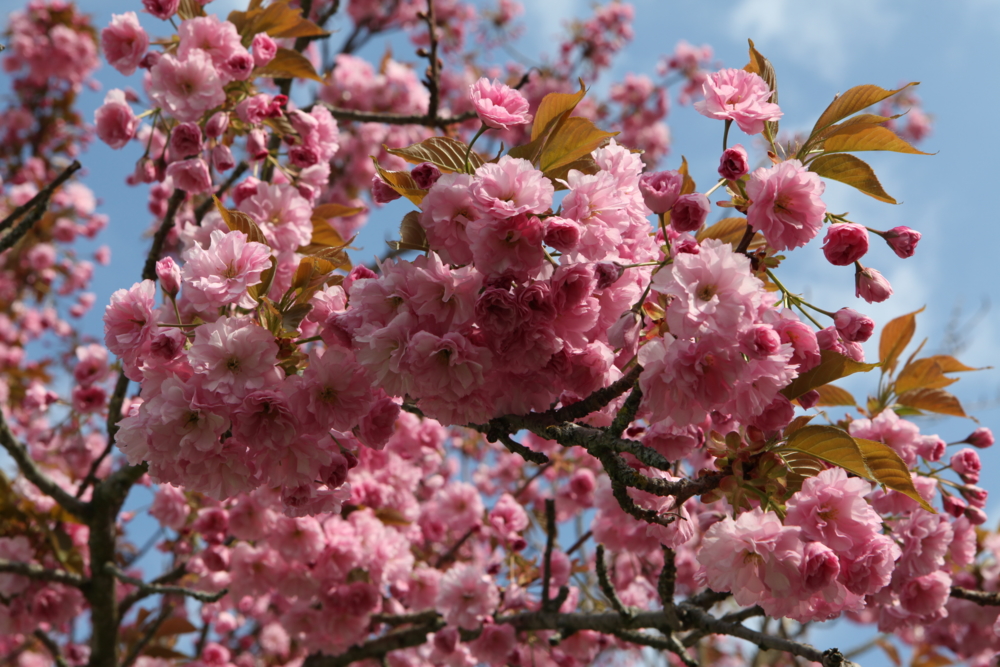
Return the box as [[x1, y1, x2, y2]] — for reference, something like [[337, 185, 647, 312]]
[[813, 384, 857, 407], [896, 388, 968, 418], [879, 307, 923, 375], [307, 218, 347, 249], [313, 203, 366, 219], [743, 39, 778, 139], [895, 358, 959, 394], [538, 117, 618, 173], [177, 0, 206, 19], [546, 154, 600, 189], [678, 156, 697, 195], [781, 350, 879, 400], [781, 425, 873, 481], [697, 217, 746, 243], [808, 154, 897, 204], [854, 437, 936, 513], [388, 211, 428, 252], [922, 355, 982, 373], [249, 256, 277, 302], [811, 83, 919, 137], [385, 136, 484, 173], [507, 136, 546, 165], [255, 47, 324, 83], [307, 246, 351, 271], [820, 123, 931, 156], [532, 78, 587, 142], [372, 158, 425, 205], [214, 196, 269, 247], [783, 415, 815, 438]]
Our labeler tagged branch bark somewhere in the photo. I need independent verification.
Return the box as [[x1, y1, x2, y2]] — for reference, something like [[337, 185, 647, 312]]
[[0, 559, 86, 587]]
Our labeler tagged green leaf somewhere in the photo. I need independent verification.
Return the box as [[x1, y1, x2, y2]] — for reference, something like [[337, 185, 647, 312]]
[[780, 350, 879, 400], [385, 136, 484, 173], [808, 154, 896, 204], [812, 384, 857, 407], [855, 437, 936, 513], [820, 123, 932, 156], [879, 307, 923, 376], [811, 83, 919, 137], [255, 47, 325, 83], [895, 388, 968, 418], [531, 79, 587, 142], [780, 425, 873, 481], [538, 117, 617, 173]]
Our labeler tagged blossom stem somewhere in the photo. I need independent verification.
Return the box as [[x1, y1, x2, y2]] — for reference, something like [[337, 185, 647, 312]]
[[704, 177, 727, 197], [723, 119, 732, 151], [464, 122, 489, 173]]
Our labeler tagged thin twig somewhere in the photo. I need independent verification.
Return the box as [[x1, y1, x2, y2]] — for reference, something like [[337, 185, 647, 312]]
[[0, 161, 81, 233], [419, 0, 441, 121], [0, 559, 86, 587], [141, 188, 186, 282], [76, 371, 130, 498], [320, 103, 477, 127], [120, 603, 175, 667], [105, 564, 227, 604], [32, 629, 69, 667], [950, 586, 1000, 606], [541, 499, 557, 611], [595, 544, 630, 616], [497, 432, 549, 465]]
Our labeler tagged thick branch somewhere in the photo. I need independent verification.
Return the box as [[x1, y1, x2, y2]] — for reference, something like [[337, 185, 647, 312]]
[[497, 432, 549, 464], [0, 559, 86, 587], [950, 586, 1000, 606], [0, 161, 81, 233], [320, 103, 477, 127], [0, 410, 90, 518]]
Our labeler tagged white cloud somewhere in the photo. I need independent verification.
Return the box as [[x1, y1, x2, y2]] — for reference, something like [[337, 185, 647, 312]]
[[727, 0, 899, 81]]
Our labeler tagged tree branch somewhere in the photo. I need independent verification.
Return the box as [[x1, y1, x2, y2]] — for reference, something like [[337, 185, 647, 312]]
[[120, 603, 175, 667], [105, 564, 226, 604], [0, 160, 81, 233], [141, 188, 186, 282], [0, 559, 86, 587], [32, 629, 69, 667], [320, 103, 477, 127], [950, 586, 1000, 606], [595, 544, 631, 616]]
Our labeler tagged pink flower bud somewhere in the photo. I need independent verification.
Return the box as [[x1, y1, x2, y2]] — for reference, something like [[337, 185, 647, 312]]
[[289, 145, 319, 168], [855, 266, 892, 303], [942, 494, 967, 518], [246, 129, 269, 161], [412, 162, 443, 190], [543, 217, 582, 253], [237, 94, 271, 125], [212, 144, 235, 172], [798, 389, 820, 410], [252, 33, 278, 68], [915, 435, 945, 462], [960, 484, 988, 508], [205, 111, 229, 138], [751, 394, 795, 432], [469, 78, 532, 130], [593, 262, 624, 289], [232, 178, 260, 206], [142, 0, 180, 20], [822, 223, 869, 266], [950, 448, 981, 484], [165, 158, 212, 194], [156, 257, 181, 297], [371, 177, 401, 204], [221, 52, 254, 82], [963, 427, 994, 449], [607, 311, 641, 351], [718, 144, 749, 179], [884, 225, 921, 258], [966, 507, 988, 525], [170, 122, 203, 159], [833, 307, 874, 343], [139, 51, 161, 69], [639, 170, 682, 214], [670, 193, 711, 233]]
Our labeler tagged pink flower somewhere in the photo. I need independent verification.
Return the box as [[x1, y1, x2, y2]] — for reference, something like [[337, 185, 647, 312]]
[[951, 448, 981, 484], [638, 170, 682, 214], [855, 266, 892, 303], [149, 49, 226, 123], [166, 158, 212, 194], [543, 216, 582, 252], [169, 122, 203, 158], [833, 308, 874, 343], [212, 145, 235, 172], [470, 156, 553, 218], [252, 33, 278, 68], [467, 213, 546, 281], [181, 229, 272, 310], [822, 223, 869, 266], [884, 226, 921, 258], [718, 144, 749, 179], [177, 16, 249, 84], [469, 77, 532, 130], [237, 182, 313, 251], [963, 427, 994, 449], [149, 484, 190, 530], [94, 90, 138, 150], [187, 316, 281, 404], [785, 468, 881, 558], [435, 563, 499, 629], [670, 193, 710, 233], [103, 280, 157, 377], [371, 176, 401, 204], [74, 344, 109, 386], [412, 162, 442, 190], [206, 111, 229, 138], [101, 12, 148, 76], [142, 0, 180, 20], [898, 571, 951, 617], [470, 623, 516, 666], [746, 159, 826, 251], [840, 534, 899, 596], [695, 68, 783, 135], [293, 347, 376, 432], [402, 331, 492, 403]]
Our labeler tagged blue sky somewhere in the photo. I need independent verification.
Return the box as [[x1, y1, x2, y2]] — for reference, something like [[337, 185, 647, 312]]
[[5, 0, 1000, 663]]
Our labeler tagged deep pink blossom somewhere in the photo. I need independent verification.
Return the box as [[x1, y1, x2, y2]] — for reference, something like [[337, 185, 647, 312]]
[[884, 226, 921, 258], [94, 90, 137, 150], [670, 193, 710, 233], [951, 448, 981, 484], [822, 224, 869, 266], [718, 144, 749, 179], [101, 13, 148, 76], [746, 160, 826, 251], [855, 266, 893, 303]]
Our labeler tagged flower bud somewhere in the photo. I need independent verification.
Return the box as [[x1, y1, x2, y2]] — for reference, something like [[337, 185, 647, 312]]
[[212, 144, 235, 172], [607, 311, 641, 352], [544, 217, 582, 253], [855, 266, 892, 304], [884, 225, 921, 258], [170, 122, 203, 159], [833, 307, 874, 343], [963, 427, 994, 449], [950, 448, 981, 484], [142, 0, 180, 20], [371, 176, 401, 205], [593, 262, 624, 289], [246, 128, 269, 161], [959, 484, 988, 508], [942, 494, 967, 518], [165, 158, 212, 194], [822, 223, 869, 266], [412, 162, 442, 190], [252, 33, 278, 68], [639, 170, 683, 214], [205, 111, 230, 138], [156, 257, 181, 297], [718, 144, 749, 179], [797, 389, 820, 410], [966, 507, 988, 525], [670, 193, 711, 233]]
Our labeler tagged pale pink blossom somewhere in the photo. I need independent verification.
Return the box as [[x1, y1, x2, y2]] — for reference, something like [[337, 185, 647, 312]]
[[101, 12, 148, 76], [187, 316, 282, 403], [177, 16, 249, 83], [181, 229, 272, 310], [435, 563, 499, 629], [951, 448, 982, 484], [94, 90, 137, 150], [470, 77, 532, 130], [470, 156, 554, 218], [252, 33, 278, 68], [149, 49, 226, 123], [237, 182, 313, 251], [103, 280, 157, 378], [467, 213, 546, 281], [638, 170, 682, 214], [695, 68, 783, 134], [149, 484, 190, 530], [746, 159, 826, 251], [785, 468, 881, 558], [419, 173, 478, 266], [834, 308, 874, 343], [166, 158, 212, 194]]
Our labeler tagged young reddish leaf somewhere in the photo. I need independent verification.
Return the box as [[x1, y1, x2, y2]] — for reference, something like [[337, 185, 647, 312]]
[[922, 355, 983, 373], [538, 117, 618, 173], [780, 425, 874, 481], [154, 617, 198, 637], [313, 203, 366, 219], [507, 136, 546, 166], [178, 0, 206, 19], [910, 646, 954, 667], [371, 158, 425, 205], [743, 39, 779, 139], [385, 136, 484, 173], [255, 47, 325, 83], [820, 123, 932, 156], [780, 350, 879, 400], [387, 211, 429, 252], [678, 156, 697, 195], [808, 154, 897, 204], [305, 218, 347, 249], [213, 196, 269, 247], [782, 414, 815, 438], [895, 388, 968, 418], [813, 384, 857, 407], [879, 307, 923, 376], [306, 246, 351, 271], [696, 217, 746, 242], [875, 638, 902, 667], [811, 83, 919, 137], [894, 358, 959, 394], [248, 256, 277, 302], [531, 78, 586, 142], [546, 154, 600, 189], [854, 437, 936, 513]]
